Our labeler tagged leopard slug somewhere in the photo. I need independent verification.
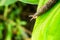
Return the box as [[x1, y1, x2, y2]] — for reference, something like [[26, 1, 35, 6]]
[[29, 0, 57, 21]]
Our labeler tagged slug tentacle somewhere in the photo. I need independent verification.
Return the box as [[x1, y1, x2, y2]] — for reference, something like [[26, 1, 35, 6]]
[[29, 13, 37, 21]]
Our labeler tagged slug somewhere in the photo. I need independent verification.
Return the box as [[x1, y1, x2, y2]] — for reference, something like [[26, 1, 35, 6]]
[[29, 0, 57, 21]]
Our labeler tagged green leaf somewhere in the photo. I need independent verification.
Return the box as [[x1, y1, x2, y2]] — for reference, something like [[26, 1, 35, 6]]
[[0, 0, 17, 6], [20, 21, 27, 25], [9, 7, 22, 19], [32, 1, 60, 40], [0, 23, 4, 30], [19, 0, 39, 5]]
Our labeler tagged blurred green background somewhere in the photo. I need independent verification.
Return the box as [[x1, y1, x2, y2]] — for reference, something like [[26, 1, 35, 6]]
[[0, 0, 39, 40]]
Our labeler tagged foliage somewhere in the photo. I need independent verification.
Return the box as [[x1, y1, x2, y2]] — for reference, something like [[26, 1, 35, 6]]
[[0, 0, 17, 6], [0, 0, 39, 6], [0, 0, 60, 40], [32, 0, 60, 40], [0, 0, 32, 40], [18, 0, 39, 5]]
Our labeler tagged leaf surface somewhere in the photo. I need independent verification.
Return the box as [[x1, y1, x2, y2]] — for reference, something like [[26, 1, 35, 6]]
[[32, 0, 60, 40]]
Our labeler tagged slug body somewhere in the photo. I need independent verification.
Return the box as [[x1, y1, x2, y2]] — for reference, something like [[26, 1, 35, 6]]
[[29, 0, 57, 21]]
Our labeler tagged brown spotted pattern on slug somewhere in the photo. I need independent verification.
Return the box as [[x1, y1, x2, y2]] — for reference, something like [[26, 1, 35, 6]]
[[29, 0, 57, 21]]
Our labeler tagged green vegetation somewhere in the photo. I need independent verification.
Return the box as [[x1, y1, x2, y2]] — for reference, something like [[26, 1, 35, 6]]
[[32, 0, 60, 40], [0, 0, 60, 40]]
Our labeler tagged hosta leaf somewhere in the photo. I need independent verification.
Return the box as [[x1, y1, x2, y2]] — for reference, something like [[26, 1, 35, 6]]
[[32, 1, 60, 40], [0, 0, 17, 6], [19, 0, 39, 5]]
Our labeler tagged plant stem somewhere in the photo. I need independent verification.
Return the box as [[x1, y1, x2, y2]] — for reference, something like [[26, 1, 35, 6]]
[[4, 6, 8, 19]]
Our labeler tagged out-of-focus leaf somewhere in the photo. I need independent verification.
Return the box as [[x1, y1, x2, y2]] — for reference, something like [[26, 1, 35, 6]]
[[0, 23, 3, 39], [0, 0, 17, 6], [16, 18, 28, 39], [4, 6, 8, 19], [20, 21, 27, 25], [32, 1, 60, 40], [0, 31, 3, 39], [9, 7, 22, 19], [0, 23, 4, 30], [19, 0, 39, 5], [5, 21, 13, 40]]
